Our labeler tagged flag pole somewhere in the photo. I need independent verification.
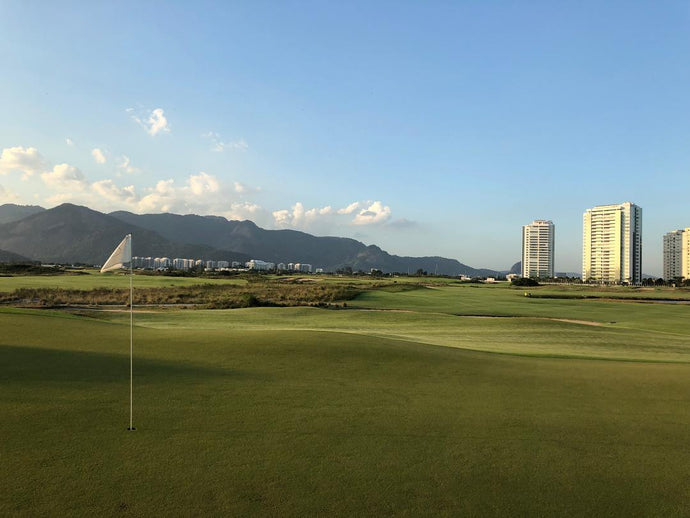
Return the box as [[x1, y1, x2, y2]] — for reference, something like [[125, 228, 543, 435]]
[[100, 233, 135, 431], [128, 234, 135, 431]]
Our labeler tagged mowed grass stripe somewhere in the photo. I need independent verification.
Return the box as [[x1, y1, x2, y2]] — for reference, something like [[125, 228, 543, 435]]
[[63, 303, 690, 363]]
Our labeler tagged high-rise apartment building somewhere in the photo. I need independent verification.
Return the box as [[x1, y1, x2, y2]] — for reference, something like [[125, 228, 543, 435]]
[[663, 228, 690, 281], [521, 220, 555, 278], [582, 202, 642, 284]]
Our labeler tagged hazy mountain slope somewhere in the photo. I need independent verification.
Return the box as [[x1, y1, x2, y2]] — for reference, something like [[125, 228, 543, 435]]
[[0, 204, 45, 225], [0, 248, 32, 263], [110, 210, 495, 275], [0, 204, 250, 265]]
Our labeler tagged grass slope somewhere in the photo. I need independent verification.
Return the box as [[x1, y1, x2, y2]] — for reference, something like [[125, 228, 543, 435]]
[[3, 307, 690, 516]]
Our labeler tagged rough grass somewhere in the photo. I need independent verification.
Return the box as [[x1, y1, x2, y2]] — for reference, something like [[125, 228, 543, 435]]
[[0, 282, 362, 309]]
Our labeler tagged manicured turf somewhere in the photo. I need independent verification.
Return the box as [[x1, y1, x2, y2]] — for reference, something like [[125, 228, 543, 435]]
[[2, 282, 690, 516]]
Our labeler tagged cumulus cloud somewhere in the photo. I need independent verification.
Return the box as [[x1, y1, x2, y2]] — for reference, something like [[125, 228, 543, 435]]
[[188, 171, 220, 196], [0, 146, 47, 178], [91, 148, 107, 164], [202, 131, 248, 152], [134, 172, 259, 217], [137, 179, 176, 213], [337, 201, 360, 215], [65, 138, 75, 147], [233, 181, 260, 194], [41, 163, 87, 190], [117, 155, 139, 175], [0, 184, 19, 202], [0, 145, 266, 220], [92, 179, 137, 204], [222, 202, 265, 221], [272, 203, 334, 229], [353, 201, 392, 226], [272, 200, 399, 231], [129, 107, 170, 136]]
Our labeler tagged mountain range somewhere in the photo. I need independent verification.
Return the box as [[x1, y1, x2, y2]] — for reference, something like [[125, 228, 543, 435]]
[[0, 203, 502, 275]]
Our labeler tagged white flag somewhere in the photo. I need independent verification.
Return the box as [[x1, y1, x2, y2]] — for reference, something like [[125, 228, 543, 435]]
[[101, 234, 132, 273]]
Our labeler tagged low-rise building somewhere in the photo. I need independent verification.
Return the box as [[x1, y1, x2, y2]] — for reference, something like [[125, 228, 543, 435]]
[[247, 259, 275, 271]]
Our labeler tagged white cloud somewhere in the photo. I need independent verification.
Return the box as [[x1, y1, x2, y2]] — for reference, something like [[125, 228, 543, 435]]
[[129, 107, 170, 136], [148, 108, 170, 136], [41, 163, 87, 190], [0, 146, 47, 178], [233, 181, 260, 194], [272, 209, 291, 227], [135, 172, 248, 215], [65, 138, 75, 147], [272, 200, 398, 231], [222, 202, 265, 221], [92, 179, 137, 204], [117, 155, 139, 175], [353, 201, 392, 225], [227, 139, 249, 150], [91, 148, 107, 164], [188, 171, 220, 196], [0, 184, 19, 203], [137, 179, 176, 213], [272, 202, 334, 229], [202, 131, 248, 152], [337, 201, 360, 215]]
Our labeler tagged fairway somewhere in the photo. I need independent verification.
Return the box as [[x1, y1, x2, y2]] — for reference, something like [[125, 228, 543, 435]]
[[0, 270, 248, 292], [3, 283, 690, 516]]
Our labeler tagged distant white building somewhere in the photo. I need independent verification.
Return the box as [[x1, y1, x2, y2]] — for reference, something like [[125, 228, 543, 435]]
[[247, 259, 275, 271], [663, 228, 690, 281], [155, 257, 171, 269], [294, 263, 311, 273], [287, 262, 295, 271], [522, 220, 554, 279], [583, 202, 642, 284], [277, 263, 286, 271], [173, 258, 195, 270]]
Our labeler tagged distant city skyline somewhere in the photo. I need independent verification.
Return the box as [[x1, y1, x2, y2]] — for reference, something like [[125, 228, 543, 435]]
[[1, 2, 688, 275]]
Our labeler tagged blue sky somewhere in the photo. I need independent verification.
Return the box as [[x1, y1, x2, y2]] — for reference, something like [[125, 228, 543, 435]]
[[0, 1, 688, 274]]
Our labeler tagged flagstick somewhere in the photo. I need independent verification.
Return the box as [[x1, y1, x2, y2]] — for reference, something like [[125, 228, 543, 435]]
[[128, 236, 135, 431]]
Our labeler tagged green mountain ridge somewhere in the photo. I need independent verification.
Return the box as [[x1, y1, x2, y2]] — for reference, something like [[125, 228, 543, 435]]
[[109, 210, 496, 275], [0, 203, 498, 275], [0, 204, 250, 265]]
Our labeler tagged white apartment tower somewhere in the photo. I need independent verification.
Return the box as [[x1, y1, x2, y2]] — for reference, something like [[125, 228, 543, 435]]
[[521, 220, 555, 278], [582, 202, 642, 284], [663, 228, 690, 281]]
